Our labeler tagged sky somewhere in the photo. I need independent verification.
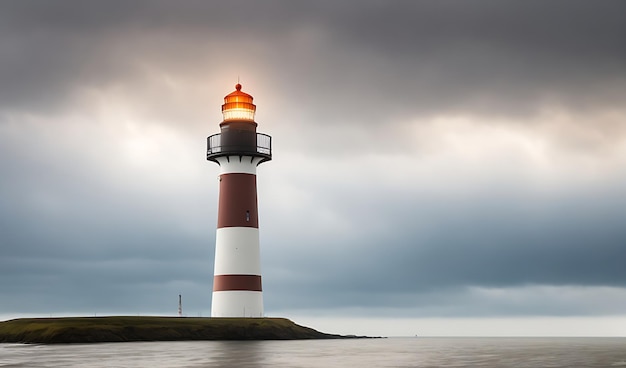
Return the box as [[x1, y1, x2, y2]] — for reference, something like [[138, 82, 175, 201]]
[[1, 0, 625, 337]]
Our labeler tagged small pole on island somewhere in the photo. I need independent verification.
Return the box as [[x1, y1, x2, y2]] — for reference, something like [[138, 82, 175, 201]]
[[178, 294, 183, 317]]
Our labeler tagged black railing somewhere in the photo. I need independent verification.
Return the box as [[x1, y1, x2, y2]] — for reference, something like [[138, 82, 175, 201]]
[[207, 132, 272, 161], [256, 133, 271, 156]]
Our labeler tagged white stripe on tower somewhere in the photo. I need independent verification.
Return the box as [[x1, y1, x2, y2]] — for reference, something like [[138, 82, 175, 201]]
[[211, 156, 264, 317]]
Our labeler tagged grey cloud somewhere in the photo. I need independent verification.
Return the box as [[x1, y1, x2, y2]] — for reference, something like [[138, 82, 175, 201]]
[[259, 176, 626, 312], [1, 1, 624, 118]]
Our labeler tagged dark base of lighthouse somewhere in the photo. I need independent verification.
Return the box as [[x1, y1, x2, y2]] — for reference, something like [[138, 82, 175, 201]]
[[0, 316, 380, 343]]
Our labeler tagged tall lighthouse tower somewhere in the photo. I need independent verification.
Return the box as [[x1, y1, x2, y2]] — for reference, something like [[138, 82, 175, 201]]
[[206, 83, 272, 317]]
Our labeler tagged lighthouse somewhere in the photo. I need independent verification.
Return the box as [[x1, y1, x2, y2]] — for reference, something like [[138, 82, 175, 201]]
[[206, 83, 271, 317]]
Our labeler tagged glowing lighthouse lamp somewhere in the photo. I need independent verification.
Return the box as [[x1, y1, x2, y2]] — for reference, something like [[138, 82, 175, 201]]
[[207, 84, 271, 317]]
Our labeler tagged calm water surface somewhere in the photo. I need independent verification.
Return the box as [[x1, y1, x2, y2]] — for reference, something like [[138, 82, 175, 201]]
[[2, 337, 626, 367]]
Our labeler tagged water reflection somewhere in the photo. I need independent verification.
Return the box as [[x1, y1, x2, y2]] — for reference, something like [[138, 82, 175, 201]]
[[2, 338, 626, 368], [205, 341, 265, 368]]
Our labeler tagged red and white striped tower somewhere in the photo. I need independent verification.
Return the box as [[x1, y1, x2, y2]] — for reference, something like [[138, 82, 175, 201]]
[[206, 84, 271, 317]]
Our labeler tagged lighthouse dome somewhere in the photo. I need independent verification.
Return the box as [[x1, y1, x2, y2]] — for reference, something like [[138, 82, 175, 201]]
[[221, 83, 256, 122]]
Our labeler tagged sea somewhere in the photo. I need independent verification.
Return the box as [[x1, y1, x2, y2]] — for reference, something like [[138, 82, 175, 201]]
[[1, 337, 626, 367]]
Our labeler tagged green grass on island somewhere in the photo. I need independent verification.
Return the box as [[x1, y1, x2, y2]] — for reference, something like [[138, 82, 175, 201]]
[[0, 316, 360, 344]]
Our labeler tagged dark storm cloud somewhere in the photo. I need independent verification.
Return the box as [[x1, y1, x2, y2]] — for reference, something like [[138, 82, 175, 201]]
[[1, 0, 624, 118]]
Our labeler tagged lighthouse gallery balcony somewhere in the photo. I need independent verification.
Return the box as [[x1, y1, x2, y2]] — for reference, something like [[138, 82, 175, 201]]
[[207, 131, 272, 162]]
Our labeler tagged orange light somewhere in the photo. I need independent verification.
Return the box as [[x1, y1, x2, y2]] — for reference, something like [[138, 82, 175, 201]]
[[222, 83, 256, 122]]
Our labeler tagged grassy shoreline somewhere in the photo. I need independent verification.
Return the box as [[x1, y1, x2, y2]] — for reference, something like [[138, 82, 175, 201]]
[[0, 316, 354, 344]]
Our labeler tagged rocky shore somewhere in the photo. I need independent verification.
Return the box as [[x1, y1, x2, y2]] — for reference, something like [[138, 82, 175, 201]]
[[0, 316, 360, 344]]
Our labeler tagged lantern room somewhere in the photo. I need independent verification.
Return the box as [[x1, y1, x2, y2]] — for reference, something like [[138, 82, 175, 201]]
[[207, 83, 272, 164], [221, 83, 256, 122]]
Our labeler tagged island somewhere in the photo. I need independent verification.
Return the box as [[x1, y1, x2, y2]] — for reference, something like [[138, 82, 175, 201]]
[[0, 316, 369, 344]]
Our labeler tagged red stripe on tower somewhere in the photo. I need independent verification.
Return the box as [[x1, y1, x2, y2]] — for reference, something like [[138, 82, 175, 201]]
[[213, 275, 263, 292], [217, 173, 259, 228]]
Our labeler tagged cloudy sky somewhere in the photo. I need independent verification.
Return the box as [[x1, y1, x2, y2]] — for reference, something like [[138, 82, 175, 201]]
[[1, 0, 625, 336]]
